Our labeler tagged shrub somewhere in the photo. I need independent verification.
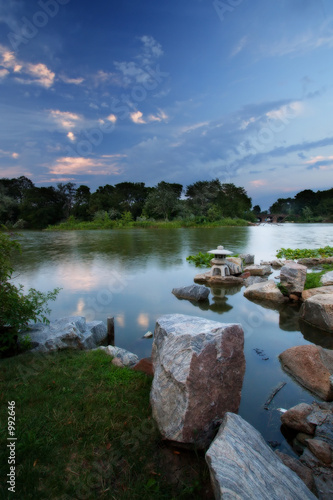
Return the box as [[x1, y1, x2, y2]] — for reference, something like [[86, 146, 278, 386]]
[[0, 230, 60, 355]]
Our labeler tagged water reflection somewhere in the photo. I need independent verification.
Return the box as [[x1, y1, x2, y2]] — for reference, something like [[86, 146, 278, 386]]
[[300, 320, 333, 349]]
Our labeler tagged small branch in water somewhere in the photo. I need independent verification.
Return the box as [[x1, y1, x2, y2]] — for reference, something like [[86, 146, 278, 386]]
[[264, 382, 286, 410]]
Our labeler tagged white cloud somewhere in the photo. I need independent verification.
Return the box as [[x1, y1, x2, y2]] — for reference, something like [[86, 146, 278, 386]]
[[130, 111, 146, 124], [180, 121, 209, 134], [106, 114, 117, 123], [60, 75, 84, 85], [48, 156, 123, 176], [230, 36, 248, 58], [67, 132, 76, 141], [0, 68, 9, 79], [148, 109, 168, 123], [49, 110, 81, 130], [0, 45, 55, 88]]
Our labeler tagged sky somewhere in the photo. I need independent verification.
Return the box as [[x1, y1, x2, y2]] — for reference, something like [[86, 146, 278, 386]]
[[0, 0, 333, 209]]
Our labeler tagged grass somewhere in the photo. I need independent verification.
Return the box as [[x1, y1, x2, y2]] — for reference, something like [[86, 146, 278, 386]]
[[304, 264, 333, 290], [0, 350, 210, 500], [45, 217, 251, 231]]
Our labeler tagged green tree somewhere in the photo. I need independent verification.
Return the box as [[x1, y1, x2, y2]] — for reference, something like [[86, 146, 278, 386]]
[[217, 183, 252, 218], [144, 182, 182, 221], [73, 185, 91, 220], [0, 231, 60, 355], [253, 205, 261, 215], [185, 179, 221, 216]]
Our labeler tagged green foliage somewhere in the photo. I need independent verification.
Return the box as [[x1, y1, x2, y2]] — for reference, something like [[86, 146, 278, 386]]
[[277, 283, 289, 296], [304, 264, 333, 290], [276, 246, 333, 259], [0, 231, 60, 354], [186, 252, 212, 268]]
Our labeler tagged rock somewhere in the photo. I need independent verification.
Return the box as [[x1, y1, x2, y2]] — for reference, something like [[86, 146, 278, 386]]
[[300, 294, 333, 332], [194, 272, 243, 285], [172, 284, 209, 302], [306, 438, 332, 465], [302, 285, 333, 301], [240, 253, 255, 265], [225, 257, 242, 275], [150, 314, 245, 448], [244, 276, 267, 287], [321, 271, 333, 286], [261, 259, 284, 268], [98, 345, 139, 367], [143, 331, 153, 338], [112, 357, 124, 368], [132, 358, 154, 376], [297, 432, 314, 445], [275, 450, 316, 493], [244, 264, 272, 276], [281, 403, 316, 434], [20, 316, 108, 353], [279, 345, 333, 401], [244, 280, 288, 304], [282, 401, 333, 500], [205, 412, 316, 500], [280, 261, 307, 295]]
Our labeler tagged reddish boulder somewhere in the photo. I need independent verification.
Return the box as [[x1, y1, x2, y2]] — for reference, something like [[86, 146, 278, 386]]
[[279, 345, 333, 401]]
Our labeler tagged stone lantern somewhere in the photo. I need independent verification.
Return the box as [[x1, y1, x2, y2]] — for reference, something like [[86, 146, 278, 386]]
[[208, 245, 233, 277]]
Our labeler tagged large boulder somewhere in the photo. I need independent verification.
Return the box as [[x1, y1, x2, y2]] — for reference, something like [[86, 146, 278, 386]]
[[244, 264, 272, 276], [20, 316, 107, 352], [225, 257, 242, 275], [244, 276, 267, 287], [150, 314, 245, 448], [244, 280, 288, 304], [172, 284, 209, 302], [302, 285, 333, 301], [298, 257, 333, 267], [300, 294, 333, 332], [280, 261, 307, 296], [279, 345, 333, 401], [205, 412, 316, 500], [321, 271, 333, 286]]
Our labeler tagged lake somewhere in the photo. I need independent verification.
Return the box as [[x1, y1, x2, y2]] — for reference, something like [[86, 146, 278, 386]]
[[13, 223, 333, 454]]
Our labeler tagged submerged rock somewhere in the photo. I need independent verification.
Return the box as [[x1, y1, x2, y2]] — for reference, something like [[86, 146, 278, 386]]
[[205, 412, 316, 500], [150, 314, 245, 448], [244, 280, 288, 304], [21, 316, 107, 353], [172, 284, 209, 302], [279, 345, 333, 401]]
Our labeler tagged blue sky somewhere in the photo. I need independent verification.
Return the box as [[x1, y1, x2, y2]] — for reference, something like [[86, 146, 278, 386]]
[[0, 0, 333, 209]]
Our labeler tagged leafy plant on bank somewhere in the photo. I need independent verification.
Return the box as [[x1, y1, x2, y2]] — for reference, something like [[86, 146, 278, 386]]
[[276, 246, 333, 260], [186, 252, 212, 268], [304, 264, 333, 290], [0, 230, 61, 354]]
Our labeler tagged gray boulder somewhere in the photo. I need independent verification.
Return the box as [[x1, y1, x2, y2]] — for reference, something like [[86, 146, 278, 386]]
[[96, 345, 139, 367], [172, 284, 209, 302], [300, 294, 333, 332], [321, 271, 333, 286], [302, 285, 333, 301], [260, 259, 284, 268], [205, 412, 316, 500], [150, 314, 245, 448], [244, 276, 267, 287], [240, 253, 255, 265], [21, 316, 107, 353], [244, 280, 288, 304], [280, 261, 307, 295], [244, 264, 272, 276], [225, 258, 242, 275]]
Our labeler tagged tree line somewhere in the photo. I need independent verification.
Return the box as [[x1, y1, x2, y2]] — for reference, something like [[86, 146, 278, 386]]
[[0, 176, 254, 229], [266, 188, 333, 222]]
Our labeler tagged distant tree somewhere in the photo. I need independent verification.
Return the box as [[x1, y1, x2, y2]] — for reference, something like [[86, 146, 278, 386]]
[[114, 182, 149, 218], [73, 185, 91, 220], [217, 183, 252, 218], [253, 205, 261, 215], [89, 184, 115, 214], [185, 179, 221, 216], [144, 182, 182, 220], [20, 187, 66, 228]]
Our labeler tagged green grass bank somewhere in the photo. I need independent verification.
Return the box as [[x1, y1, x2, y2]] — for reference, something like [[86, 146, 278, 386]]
[[0, 349, 211, 500]]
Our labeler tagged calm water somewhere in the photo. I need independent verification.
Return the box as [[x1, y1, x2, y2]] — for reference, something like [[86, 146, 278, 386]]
[[13, 224, 333, 453]]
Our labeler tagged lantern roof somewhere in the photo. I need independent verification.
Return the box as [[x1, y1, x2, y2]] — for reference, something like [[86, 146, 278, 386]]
[[207, 245, 233, 256]]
